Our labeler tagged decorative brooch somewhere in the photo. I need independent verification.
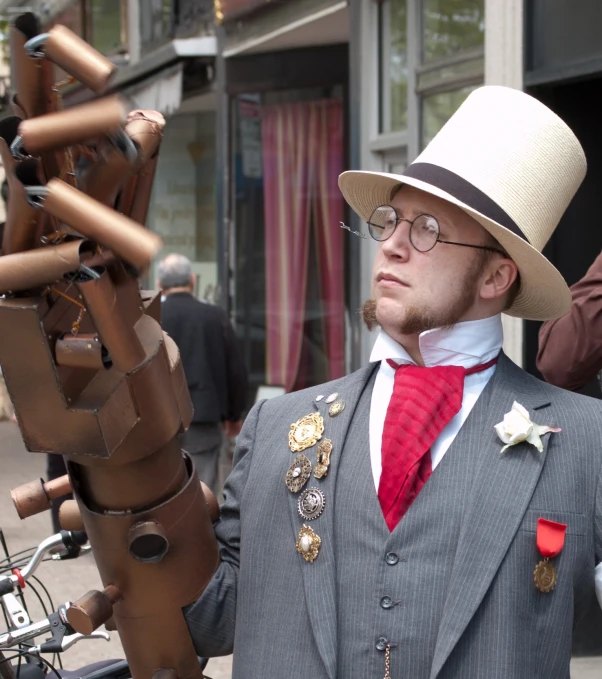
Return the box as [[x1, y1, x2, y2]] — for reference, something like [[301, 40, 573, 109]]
[[289, 412, 324, 453]]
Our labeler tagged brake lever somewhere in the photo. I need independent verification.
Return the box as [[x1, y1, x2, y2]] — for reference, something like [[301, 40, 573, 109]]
[[1, 593, 30, 629], [63, 630, 110, 651], [51, 544, 92, 562]]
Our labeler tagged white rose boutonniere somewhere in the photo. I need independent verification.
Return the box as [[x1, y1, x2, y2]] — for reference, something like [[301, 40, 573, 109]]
[[495, 401, 561, 453]]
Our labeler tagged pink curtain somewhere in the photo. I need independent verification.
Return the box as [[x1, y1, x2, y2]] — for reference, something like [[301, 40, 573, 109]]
[[262, 99, 345, 391], [311, 100, 345, 381]]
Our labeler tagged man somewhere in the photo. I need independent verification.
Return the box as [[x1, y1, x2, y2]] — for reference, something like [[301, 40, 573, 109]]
[[158, 253, 247, 493], [537, 251, 602, 391], [184, 87, 602, 678]]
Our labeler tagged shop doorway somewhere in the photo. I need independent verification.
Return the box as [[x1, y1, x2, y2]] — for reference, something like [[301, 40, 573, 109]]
[[525, 76, 602, 655]]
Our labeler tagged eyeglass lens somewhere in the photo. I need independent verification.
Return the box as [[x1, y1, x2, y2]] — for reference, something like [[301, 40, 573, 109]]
[[367, 205, 440, 252]]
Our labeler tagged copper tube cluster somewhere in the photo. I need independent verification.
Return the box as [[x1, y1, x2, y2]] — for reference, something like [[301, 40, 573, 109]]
[[41, 24, 117, 93], [80, 110, 166, 207], [44, 179, 162, 272], [0, 14, 219, 679], [18, 96, 128, 155]]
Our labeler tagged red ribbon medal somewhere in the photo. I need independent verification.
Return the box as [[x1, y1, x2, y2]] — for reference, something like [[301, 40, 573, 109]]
[[534, 518, 567, 593]]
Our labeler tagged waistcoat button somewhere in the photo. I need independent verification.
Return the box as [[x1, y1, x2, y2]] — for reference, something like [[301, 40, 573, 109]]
[[380, 596, 394, 609], [385, 552, 399, 565], [376, 637, 388, 651]]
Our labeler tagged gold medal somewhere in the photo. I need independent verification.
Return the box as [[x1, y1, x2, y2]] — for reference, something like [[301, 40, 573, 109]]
[[533, 559, 557, 593], [314, 439, 333, 479], [289, 412, 324, 452], [285, 454, 312, 493], [328, 400, 345, 417], [296, 524, 321, 563]]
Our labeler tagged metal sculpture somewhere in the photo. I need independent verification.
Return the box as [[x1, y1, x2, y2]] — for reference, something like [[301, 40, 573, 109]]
[[1, 13, 219, 679]]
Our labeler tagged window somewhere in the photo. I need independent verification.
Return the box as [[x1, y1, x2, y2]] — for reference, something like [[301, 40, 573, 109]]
[[85, 0, 128, 56], [418, 0, 484, 147], [375, 0, 484, 155], [379, 0, 408, 133], [421, 0, 484, 63], [140, 0, 174, 55]]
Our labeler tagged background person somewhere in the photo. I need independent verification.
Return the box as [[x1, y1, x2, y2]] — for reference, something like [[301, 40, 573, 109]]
[[158, 253, 248, 493]]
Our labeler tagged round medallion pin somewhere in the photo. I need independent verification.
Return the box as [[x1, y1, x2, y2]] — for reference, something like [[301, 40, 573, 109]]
[[297, 487, 326, 521]]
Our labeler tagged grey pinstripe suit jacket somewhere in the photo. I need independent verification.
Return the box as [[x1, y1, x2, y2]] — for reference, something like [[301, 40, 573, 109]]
[[184, 354, 602, 678]]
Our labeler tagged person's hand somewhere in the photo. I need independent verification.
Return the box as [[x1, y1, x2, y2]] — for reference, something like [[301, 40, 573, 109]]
[[223, 420, 243, 439]]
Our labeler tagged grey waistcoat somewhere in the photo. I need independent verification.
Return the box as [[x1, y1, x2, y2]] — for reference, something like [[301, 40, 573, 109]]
[[335, 373, 479, 678]]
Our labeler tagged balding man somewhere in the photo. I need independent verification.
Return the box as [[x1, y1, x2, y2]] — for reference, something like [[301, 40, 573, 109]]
[[158, 253, 248, 492]]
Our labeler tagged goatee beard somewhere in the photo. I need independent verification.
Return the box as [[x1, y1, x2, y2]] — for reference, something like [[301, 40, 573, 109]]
[[362, 298, 449, 335], [362, 258, 484, 336]]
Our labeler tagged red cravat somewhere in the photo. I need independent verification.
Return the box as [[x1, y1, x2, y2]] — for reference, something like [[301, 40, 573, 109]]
[[378, 356, 498, 532]]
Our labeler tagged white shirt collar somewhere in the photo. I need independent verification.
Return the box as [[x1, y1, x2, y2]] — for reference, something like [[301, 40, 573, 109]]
[[369, 315, 503, 369]]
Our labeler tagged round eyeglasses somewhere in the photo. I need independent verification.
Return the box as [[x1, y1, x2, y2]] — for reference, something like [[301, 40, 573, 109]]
[[367, 204, 507, 255]]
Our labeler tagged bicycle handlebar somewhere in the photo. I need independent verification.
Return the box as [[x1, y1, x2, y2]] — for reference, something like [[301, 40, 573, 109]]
[[0, 530, 110, 655], [0, 530, 89, 596], [0, 605, 109, 652]]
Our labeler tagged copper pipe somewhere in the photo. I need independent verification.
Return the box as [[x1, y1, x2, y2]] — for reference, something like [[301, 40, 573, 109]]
[[76, 438, 187, 511], [43, 179, 163, 272], [79, 145, 133, 206], [126, 110, 165, 167], [73, 460, 218, 679], [58, 499, 85, 531], [79, 111, 165, 206], [9, 15, 45, 120], [11, 474, 72, 519], [55, 333, 110, 370], [42, 25, 117, 93], [67, 585, 123, 635], [115, 112, 164, 223], [18, 96, 128, 156], [0, 138, 42, 255], [0, 239, 92, 293], [75, 268, 146, 374], [45, 474, 72, 499], [128, 154, 159, 227], [128, 521, 169, 563]]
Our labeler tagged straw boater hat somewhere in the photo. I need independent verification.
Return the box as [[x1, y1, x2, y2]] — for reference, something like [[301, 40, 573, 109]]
[[339, 86, 587, 321]]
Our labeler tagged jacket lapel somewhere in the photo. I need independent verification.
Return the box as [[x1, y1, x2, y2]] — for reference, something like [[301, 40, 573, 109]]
[[430, 354, 556, 679], [287, 364, 376, 679]]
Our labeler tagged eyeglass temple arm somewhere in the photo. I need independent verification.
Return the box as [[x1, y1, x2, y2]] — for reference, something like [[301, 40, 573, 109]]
[[436, 239, 507, 256]]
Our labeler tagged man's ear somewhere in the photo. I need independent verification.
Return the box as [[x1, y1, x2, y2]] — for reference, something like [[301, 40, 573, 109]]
[[480, 256, 518, 302]]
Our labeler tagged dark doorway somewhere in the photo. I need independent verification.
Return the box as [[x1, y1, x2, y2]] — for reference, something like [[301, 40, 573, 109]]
[[525, 76, 602, 655], [524, 77, 602, 399]]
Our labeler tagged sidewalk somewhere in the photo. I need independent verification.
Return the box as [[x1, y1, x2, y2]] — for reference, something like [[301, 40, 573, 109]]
[[0, 420, 599, 678]]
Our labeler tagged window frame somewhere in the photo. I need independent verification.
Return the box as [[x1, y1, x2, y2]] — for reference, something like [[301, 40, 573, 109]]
[[84, 0, 129, 58], [373, 0, 485, 161]]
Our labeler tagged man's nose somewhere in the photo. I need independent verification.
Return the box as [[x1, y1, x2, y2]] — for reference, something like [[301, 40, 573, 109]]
[[381, 219, 411, 259]]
